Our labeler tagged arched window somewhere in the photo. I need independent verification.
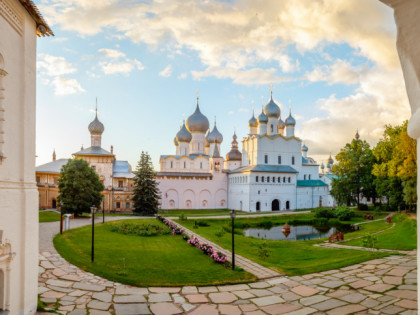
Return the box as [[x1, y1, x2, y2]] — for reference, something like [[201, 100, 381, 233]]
[[271, 124, 273, 132], [278, 177, 280, 183], [200, 162, 202, 169], [278, 156, 281, 164], [304, 174, 306, 180], [309, 174, 311, 180], [262, 176, 265, 182], [256, 201, 261, 211], [170, 161, 173, 168], [272, 176, 275, 182], [283, 177, 286, 183], [292, 156, 295, 165], [288, 177, 291, 183], [264, 155, 268, 164], [267, 176, 270, 183], [256, 176, 259, 182], [184, 161, 186, 168]]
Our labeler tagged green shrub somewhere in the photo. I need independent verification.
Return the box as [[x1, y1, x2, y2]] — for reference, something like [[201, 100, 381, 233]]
[[314, 208, 335, 219], [257, 241, 271, 261], [215, 227, 226, 241], [110, 223, 170, 236], [362, 233, 377, 252], [334, 206, 355, 221], [179, 212, 187, 221], [358, 204, 369, 210], [198, 221, 210, 227]]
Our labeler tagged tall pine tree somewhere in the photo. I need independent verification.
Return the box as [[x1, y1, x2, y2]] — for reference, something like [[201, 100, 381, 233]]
[[132, 151, 160, 215]]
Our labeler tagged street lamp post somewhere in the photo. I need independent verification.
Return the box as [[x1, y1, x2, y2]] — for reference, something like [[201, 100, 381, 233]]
[[230, 210, 236, 270], [91, 205, 97, 262], [60, 201, 64, 234], [102, 195, 105, 224]]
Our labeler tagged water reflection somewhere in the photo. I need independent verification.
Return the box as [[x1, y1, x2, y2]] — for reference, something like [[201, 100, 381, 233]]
[[244, 225, 337, 241]]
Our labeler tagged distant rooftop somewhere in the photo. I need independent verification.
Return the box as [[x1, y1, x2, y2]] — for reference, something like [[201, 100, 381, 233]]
[[36, 158, 68, 174], [297, 180, 328, 187], [73, 146, 114, 156], [113, 160, 135, 178], [229, 165, 298, 174]]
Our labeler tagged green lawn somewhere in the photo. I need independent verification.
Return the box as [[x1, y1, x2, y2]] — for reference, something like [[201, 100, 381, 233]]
[[54, 219, 256, 287], [343, 214, 417, 251], [39, 211, 61, 222], [176, 215, 391, 275]]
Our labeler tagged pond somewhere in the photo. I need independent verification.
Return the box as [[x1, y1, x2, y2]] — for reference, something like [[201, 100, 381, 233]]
[[244, 225, 339, 241]]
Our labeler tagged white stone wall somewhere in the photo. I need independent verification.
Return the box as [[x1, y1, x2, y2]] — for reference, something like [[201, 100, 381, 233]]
[[160, 156, 210, 173], [296, 186, 329, 209], [0, 0, 39, 313], [158, 172, 228, 209]]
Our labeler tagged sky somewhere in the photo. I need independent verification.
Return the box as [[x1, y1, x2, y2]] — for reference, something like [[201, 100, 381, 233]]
[[34, 0, 410, 170]]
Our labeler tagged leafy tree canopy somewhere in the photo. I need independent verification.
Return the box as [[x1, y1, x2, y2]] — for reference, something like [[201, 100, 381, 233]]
[[57, 158, 104, 215]]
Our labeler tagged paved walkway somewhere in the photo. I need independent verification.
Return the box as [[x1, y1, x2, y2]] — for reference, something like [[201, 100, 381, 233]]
[[38, 216, 417, 315], [166, 218, 281, 280]]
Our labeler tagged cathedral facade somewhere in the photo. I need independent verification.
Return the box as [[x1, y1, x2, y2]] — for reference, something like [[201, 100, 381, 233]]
[[157, 90, 332, 212]]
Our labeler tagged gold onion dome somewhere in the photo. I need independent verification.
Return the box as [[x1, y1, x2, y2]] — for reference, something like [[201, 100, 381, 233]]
[[208, 123, 223, 144], [88, 111, 105, 134], [176, 122, 192, 142], [205, 129, 210, 147], [263, 96, 281, 118], [226, 132, 242, 161], [186, 101, 209, 133]]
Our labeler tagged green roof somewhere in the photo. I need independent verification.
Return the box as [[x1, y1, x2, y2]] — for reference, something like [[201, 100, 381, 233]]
[[297, 180, 328, 187]]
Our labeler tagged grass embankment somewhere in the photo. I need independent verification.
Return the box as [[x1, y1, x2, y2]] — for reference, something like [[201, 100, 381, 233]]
[[176, 212, 391, 275], [54, 219, 256, 287], [39, 211, 61, 222], [343, 214, 417, 251]]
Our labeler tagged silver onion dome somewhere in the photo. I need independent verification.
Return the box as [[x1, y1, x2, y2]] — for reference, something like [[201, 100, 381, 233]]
[[327, 154, 334, 165], [205, 129, 210, 147], [258, 109, 268, 124], [176, 122, 192, 143], [186, 103, 209, 133], [321, 162, 325, 169], [285, 111, 296, 126], [88, 111, 105, 134], [302, 143, 308, 152], [208, 123, 223, 144], [249, 113, 258, 128], [226, 132, 242, 161], [278, 118, 285, 129], [264, 97, 281, 118]]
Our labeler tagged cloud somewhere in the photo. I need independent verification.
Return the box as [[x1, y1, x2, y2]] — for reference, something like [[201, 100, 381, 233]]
[[305, 59, 369, 85], [51, 77, 85, 95], [159, 65, 172, 78], [99, 59, 144, 75], [298, 66, 410, 157], [98, 48, 126, 59], [178, 72, 187, 79], [191, 67, 292, 85], [37, 54, 76, 76]]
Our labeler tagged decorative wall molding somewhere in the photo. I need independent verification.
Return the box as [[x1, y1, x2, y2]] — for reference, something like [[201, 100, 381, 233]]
[[0, 0, 23, 36]]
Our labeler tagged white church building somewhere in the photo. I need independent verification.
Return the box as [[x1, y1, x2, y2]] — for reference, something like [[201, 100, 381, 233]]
[[157, 90, 331, 212]]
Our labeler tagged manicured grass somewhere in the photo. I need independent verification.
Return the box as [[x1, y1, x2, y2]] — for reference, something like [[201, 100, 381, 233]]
[[343, 214, 417, 251], [176, 215, 391, 276], [54, 219, 256, 287], [39, 211, 61, 222]]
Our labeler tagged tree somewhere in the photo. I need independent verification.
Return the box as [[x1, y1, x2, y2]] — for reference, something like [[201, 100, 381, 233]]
[[372, 121, 417, 209], [331, 136, 376, 206], [57, 158, 104, 216], [133, 151, 160, 215]]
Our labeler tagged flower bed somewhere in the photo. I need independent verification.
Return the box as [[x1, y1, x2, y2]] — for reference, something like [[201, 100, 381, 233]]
[[157, 216, 229, 266]]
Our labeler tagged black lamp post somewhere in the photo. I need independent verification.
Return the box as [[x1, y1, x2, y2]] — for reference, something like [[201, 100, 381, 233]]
[[60, 201, 64, 234], [91, 205, 97, 262], [230, 209, 236, 270], [102, 195, 105, 224]]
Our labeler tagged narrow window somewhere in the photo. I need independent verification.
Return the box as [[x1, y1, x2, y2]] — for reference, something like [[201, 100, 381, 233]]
[[278, 177, 280, 183], [267, 177, 270, 183], [262, 176, 265, 182], [272, 176, 275, 182], [264, 155, 268, 164], [184, 161, 186, 168], [256, 176, 259, 182], [170, 161, 173, 168], [271, 124, 273, 132], [288, 177, 291, 183], [118, 180, 123, 188], [278, 156, 281, 164], [116, 202, 121, 208], [36, 176, 40, 183], [292, 156, 295, 165], [200, 162, 202, 169], [304, 174, 306, 180], [283, 177, 286, 183], [309, 174, 311, 180]]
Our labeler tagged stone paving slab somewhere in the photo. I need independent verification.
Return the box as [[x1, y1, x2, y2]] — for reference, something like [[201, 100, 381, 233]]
[[37, 220, 418, 315]]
